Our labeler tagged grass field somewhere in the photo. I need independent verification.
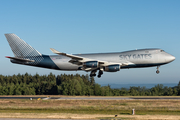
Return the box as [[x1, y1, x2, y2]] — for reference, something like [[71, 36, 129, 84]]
[[1, 96, 180, 119]]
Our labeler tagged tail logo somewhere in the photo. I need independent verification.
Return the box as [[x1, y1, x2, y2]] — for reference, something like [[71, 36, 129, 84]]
[[5, 33, 44, 65]]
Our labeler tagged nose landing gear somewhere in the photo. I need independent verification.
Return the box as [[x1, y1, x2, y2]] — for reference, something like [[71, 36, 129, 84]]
[[156, 66, 160, 74]]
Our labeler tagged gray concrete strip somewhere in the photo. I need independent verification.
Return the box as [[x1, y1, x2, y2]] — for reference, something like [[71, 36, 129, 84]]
[[0, 119, 62, 120], [0, 96, 180, 100], [57, 97, 132, 100], [0, 97, 46, 100], [0, 118, 95, 120]]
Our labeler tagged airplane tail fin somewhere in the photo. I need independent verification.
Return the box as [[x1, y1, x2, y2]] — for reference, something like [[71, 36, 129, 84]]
[[4, 33, 42, 58]]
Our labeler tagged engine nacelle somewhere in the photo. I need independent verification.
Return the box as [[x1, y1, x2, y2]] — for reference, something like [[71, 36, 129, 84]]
[[104, 64, 120, 72], [83, 61, 98, 68]]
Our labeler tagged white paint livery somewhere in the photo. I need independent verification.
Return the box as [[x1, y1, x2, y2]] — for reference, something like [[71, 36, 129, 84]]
[[5, 33, 175, 78]]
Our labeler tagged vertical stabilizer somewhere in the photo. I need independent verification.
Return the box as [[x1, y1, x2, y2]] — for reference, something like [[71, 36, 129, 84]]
[[5, 33, 41, 58]]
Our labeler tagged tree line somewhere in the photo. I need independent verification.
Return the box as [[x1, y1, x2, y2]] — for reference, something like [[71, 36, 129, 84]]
[[0, 73, 180, 96]]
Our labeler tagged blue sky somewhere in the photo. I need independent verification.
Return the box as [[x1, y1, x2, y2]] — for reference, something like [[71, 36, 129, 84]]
[[0, 0, 179, 84]]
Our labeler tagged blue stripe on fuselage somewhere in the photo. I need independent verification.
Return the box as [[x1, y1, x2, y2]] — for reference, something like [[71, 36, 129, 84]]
[[36, 55, 60, 70]]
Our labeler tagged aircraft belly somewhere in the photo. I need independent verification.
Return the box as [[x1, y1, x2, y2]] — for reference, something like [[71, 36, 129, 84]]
[[57, 62, 79, 70]]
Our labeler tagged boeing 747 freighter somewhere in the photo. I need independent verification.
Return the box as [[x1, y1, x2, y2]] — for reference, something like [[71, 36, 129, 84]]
[[5, 34, 175, 78]]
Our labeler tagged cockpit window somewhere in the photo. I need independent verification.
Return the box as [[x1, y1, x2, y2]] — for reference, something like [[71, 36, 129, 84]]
[[160, 50, 164, 52]]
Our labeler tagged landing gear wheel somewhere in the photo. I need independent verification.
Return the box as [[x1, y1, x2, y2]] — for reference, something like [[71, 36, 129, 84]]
[[97, 70, 103, 78], [90, 74, 96, 77], [90, 70, 97, 77], [156, 70, 160, 74], [156, 66, 160, 74], [97, 75, 101, 78], [99, 70, 103, 75]]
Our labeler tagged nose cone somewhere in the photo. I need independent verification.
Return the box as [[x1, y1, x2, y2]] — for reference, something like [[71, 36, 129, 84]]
[[166, 54, 175, 63]]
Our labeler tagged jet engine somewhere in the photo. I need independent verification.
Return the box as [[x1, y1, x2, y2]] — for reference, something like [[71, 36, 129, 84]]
[[104, 64, 120, 72], [83, 61, 98, 68]]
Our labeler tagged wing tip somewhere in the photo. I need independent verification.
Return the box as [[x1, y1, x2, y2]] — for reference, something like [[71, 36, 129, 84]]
[[50, 48, 65, 55]]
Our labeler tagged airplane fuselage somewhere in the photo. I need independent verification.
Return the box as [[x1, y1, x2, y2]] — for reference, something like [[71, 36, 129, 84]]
[[11, 49, 175, 71], [5, 33, 175, 78]]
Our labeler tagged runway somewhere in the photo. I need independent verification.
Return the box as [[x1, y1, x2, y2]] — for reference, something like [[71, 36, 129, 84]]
[[0, 96, 180, 100], [0, 118, 83, 120]]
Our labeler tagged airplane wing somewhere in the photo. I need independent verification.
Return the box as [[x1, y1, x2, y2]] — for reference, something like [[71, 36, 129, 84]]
[[50, 48, 84, 60], [50, 48, 133, 71], [50, 48, 110, 64], [5, 56, 35, 62]]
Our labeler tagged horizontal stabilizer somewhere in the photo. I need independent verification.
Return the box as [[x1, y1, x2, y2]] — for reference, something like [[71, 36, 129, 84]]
[[5, 56, 35, 62]]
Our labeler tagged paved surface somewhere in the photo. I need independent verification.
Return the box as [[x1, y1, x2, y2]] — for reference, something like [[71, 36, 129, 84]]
[[0, 96, 180, 100], [0, 118, 92, 120], [0, 119, 61, 120]]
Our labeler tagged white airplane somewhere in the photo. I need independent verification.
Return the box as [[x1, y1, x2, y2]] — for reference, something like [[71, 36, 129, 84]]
[[5, 33, 175, 78]]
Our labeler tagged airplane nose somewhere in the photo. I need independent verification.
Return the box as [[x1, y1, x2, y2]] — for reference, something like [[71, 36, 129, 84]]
[[166, 54, 175, 62]]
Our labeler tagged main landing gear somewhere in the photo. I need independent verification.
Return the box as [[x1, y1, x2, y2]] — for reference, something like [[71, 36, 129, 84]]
[[156, 66, 160, 74], [97, 70, 103, 78], [90, 70, 103, 78], [90, 70, 97, 77]]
